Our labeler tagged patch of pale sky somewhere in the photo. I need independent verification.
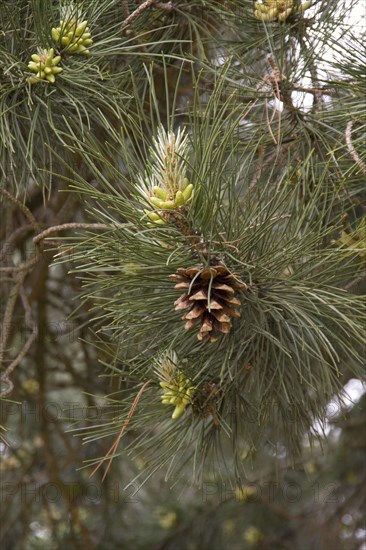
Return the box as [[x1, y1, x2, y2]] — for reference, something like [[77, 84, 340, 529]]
[[311, 379, 366, 438]]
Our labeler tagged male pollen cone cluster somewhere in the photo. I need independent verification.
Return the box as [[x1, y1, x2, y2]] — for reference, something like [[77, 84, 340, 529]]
[[170, 265, 247, 342]]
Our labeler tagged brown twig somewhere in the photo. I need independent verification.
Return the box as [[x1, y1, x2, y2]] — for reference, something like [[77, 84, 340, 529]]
[[0, 286, 38, 397], [33, 223, 111, 245], [291, 84, 335, 95], [0, 224, 34, 262], [0, 189, 43, 273], [121, 0, 156, 29], [345, 120, 366, 177], [89, 379, 152, 482], [0, 273, 26, 366], [0, 189, 41, 233], [0, 252, 41, 273]]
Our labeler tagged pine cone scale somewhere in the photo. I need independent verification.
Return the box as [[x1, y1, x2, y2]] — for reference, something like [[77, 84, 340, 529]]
[[189, 289, 208, 301]]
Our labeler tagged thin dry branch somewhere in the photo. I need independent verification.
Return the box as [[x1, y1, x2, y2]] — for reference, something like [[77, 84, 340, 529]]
[[0, 225, 34, 263], [121, 0, 156, 29], [121, 0, 174, 31], [89, 379, 152, 482], [33, 223, 111, 245], [0, 273, 26, 366], [0, 189, 40, 233], [0, 286, 38, 397], [345, 120, 366, 177], [0, 252, 41, 273]]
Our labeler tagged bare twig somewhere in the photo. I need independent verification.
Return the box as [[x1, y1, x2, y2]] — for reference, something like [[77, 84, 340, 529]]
[[33, 223, 111, 245], [0, 273, 26, 366], [0, 224, 34, 262], [0, 252, 41, 273], [345, 120, 366, 177], [0, 189, 40, 233], [89, 379, 152, 482], [0, 287, 38, 397], [121, 0, 173, 30], [0, 190, 43, 273], [291, 84, 335, 95], [121, 0, 156, 29]]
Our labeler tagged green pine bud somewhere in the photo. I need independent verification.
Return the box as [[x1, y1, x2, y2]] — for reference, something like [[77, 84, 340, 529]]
[[153, 186, 169, 201], [146, 211, 161, 221], [146, 210, 165, 225], [150, 196, 165, 208], [182, 183, 193, 202], [175, 190, 185, 207], [172, 404, 186, 420], [77, 45, 88, 54], [46, 48, 54, 62], [75, 21, 88, 35], [51, 28, 60, 41], [161, 200, 175, 210], [181, 177, 190, 191]]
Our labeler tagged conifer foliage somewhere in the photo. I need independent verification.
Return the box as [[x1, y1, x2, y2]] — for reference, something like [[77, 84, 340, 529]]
[[0, 1, 365, 547]]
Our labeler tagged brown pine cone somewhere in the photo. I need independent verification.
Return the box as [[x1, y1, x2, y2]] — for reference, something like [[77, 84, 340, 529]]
[[169, 265, 247, 342]]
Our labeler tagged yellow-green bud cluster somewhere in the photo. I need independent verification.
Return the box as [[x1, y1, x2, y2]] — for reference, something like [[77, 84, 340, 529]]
[[150, 178, 194, 209], [254, 0, 311, 21], [160, 372, 195, 420], [27, 48, 62, 84], [52, 18, 93, 55], [145, 178, 194, 225]]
